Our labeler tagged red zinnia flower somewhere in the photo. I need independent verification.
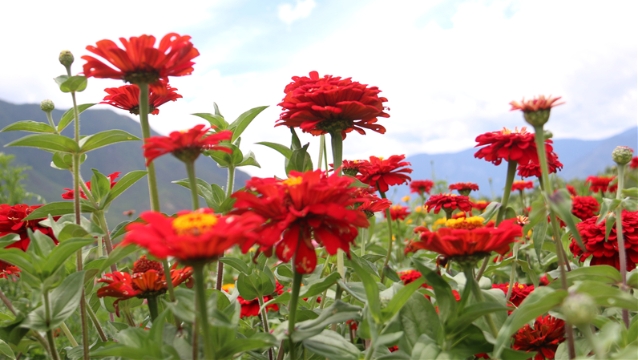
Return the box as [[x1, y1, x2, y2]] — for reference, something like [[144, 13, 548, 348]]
[[449, 182, 479, 196], [510, 95, 564, 112], [492, 282, 534, 307], [61, 172, 120, 200], [0, 204, 58, 252], [277, 71, 389, 139], [424, 194, 473, 215], [585, 176, 616, 193], [571, 196, 599, 221], [356, 155, 412, 193], [517, 150, 563, 178], [512, 315, 565, 360], [569, 210, 638, 271], [566, 185, 577, 196], [82, 33, 199, 84], [143, 124, 232, 165], [512, 180, 534, 192], [101, 80, 182, 115], [224, 281, 285, 318], [472, 200, 489, 211], [409, 180, 434, 195], [386, 205, 411, 221], [474, 127, 541, 166], [353, 187, 392, 217], [399, 269, 430, 289], [407, 217, 521, 260], [122, 208, 263, 265], [231, 170, 370, 274], [630, 156, 638, 169]]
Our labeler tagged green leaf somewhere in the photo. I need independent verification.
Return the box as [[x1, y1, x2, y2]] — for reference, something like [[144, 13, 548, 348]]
[[622, 187, 638, 198], [257, 141, 292, 159], [0, 234, 19, 248], [23, 201, 96, 220], [219, 257, 251, 275], [85, 244, 138, 273], [1, 120, 56, 134], [79, 130, 139, 153], [51, 152, 86, 171], [237, 272, 260, 300], [348, 256, 381, 323], [447, 302, 509, 336], [493, 286, 568, 358], [628, 269, 638, 289], [172, 177, 215, 207], [228, 105, 268, 142], [302, 330, 361, 360], [90, 169, 112, 204], [0, 249, 35, 274], [410, 334, 441, 359], [192, 112, 228, 130], [292, 301, 361, 342], [57, 75, 87, 93], [299, 272, 341, 299], [103, 170, 147, 205], [44, 238, 94, 277], [548, 189, 585, 252], [571, 281, 638, 311], [412, 258, 457, 324], [237, 150, 260, 168], [479, 201, 501, 221], [29, 230, 55, 257], [0, 339, 15, 359], [398, 292, 443, 354], [58, 103, 95, 132], [5, 133, 79, 153], [216, 333, 277, 359], [381, 277, 425, 321], [286, 142, 313, 174], [548, 265, 621, 288]]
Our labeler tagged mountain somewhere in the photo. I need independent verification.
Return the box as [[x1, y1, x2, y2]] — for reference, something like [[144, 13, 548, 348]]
[[393, 127, 638, 200], [0, 99, 251, 225]]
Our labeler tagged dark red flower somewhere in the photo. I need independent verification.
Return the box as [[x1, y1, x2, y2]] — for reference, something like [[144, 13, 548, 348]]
[[101, 80, 182, 115], [276, 71, 389, 139], [475, 127, 543, 166], [143, 124, 232, 165], [517, 150, 563, 178], [122, 208, 263, 265], [492, 282, 534, 307], [399, 269, 430, 288], [356, 155, 412, 193], [449, 182, 479, 196], [0, 204, 58, 256], [585, 176, 616, 193], [61, 172, 120, 200], [569, 210, 638, 271], [566, 185, 577, 196], [512, 180, 534, 192], [512, 315, 565, 360], [571, 196, 599, 221], [407, 218, 521, 259], [424, 194, 473, 215], [409, 180, 434, 195], [630, 156, 638, 169], [510, 95, 564, 112], [82, 33, 199, 84], [231, 170, 370, 274], [386, 205, 411, 221]]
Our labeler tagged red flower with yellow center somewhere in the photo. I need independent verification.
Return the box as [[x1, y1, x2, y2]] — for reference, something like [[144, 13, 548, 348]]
[[569, 210, 638, 271], [143, 124, 232, 165], [122, 208, 263, 265], [61, 172, 120, 200], [475, 127, 554, 167], [82, 33, 199, 84], [407, 217, 521, 260], [231, 170, 370, 274], [517, 150, 563, 179], [277, 71, 389, 139], [409, 180, 434, 195], [356, 155, 412, 193], [512, 180, 534, 192], [386, 205, 411, 221], [512, 315, 565, 360], [585, 175, 616, 194], [101, 80, 182, 115], [424, 194, 473, 215]]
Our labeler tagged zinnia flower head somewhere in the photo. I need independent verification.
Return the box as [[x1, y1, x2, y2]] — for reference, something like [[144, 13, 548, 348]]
[[386, 204, 411, 221], [82, 33, 199, 84], [569, 210, 638, 271], [223, 281, 284, 318], [512, 315, 565, 360], [0, 264, 20, 279], [571, 196, 599, 221], [143, 124, 232, 165], [585, 175, 616, 194], [277, 71, 389, 139], [472, 200, 489, 211], [352, 187, 392, 218], [122, 208, 263, 265], [231, 170, 370, 274], [0, 204, 58, 251], [61, 172, 120, 200], [356, 155, 412, 193], [492, 282, 534, 307], [512, 180, 534, 192], [409, 180, 434, 195], [340, 159, 365, 176], [101, 79, 182, 115], [630, 156, 638, 169], [510, 95, 564, 127], [448, 182, 479, 196], [517, 150, 563, 178], [475, 127, 541, 166], [424, 194, 473, 215]]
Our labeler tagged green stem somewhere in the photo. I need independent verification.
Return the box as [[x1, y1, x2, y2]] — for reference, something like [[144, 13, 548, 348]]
[[462, 266, 499, 338], [496, 160, 517, 225], [505, 243, 520, 303], [138, 83, 161, 213], [379, 190, 394, 282], [59, 322, 78, 347], [96, 210, 117, 273], [185, 161, 200, 209], [330, 132, 343, 175], [147, 296, 159, 321], [43, 290, 60, 360], [45, 111, 58, 133], [257, 296, 274, 360], [216, 166, 236, 291], [579, 324, 605, 360], [475, 257, 489, 280], [519, 190, 527, 215], [359, 227, 368, 257], [317, 134, 325, 171], [85, 298, 107, 342], [615, 164, 630, 328], [194, 263, 215, 360], [288, 270, 303, 359]]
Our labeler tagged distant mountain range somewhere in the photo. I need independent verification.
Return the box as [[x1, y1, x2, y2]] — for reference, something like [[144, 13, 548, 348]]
[[392, 126, 638, 200], [0, 99, 250, 225]]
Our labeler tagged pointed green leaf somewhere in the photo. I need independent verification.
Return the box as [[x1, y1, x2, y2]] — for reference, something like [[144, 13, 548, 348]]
[[348, 255, 381, 323], [90, 169, 112, 204], [0, 234, 19, 248], [228, 105, 268, 142], [5, 134, 79, 153], [104, 170, 147, 205], [479, 201, 501, 222], [412, 258, 457, 323], [58, 75, 87, 93], [79, 130, 139, 153], [299, 272, 342, 299], [0, 339, 14, 359], [302, 329, 361, 360], [44, 238, 95, 276], [1, 120, 56, 133], [399, 292, 443, 353], [58, 103, 95, 132], [548, 265, 621, 288], [216, 333, 277, 359], [0, 248, 35, 274], [381, 277, 425, 321], [571, 281, 638, 311], [23, 201, 96, 220], [237, 150, 260, 168], [256, 141, 293, 159], [192, 112, 228, 130], [292, 301, 361, 342], [622, 187, 638, 198], [85, 243, 138, 273], [219, 257, 251, 275], [172, 177, 215, 206]]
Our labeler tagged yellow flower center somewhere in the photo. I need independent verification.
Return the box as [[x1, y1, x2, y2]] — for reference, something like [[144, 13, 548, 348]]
[[432, 218, 447, 230], [501, 126, 528, 135], [282, 176, 303, 187], [401, 195, 411, 203], [445, 216, 485, 230], [222, 283, 235, 292], [173, 212, 218, 236]]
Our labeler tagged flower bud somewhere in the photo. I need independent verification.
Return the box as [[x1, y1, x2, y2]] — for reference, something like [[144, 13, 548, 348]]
[[523, 109, 551, 127], [561, 293, 598, 326], [40, 99, 55, 112], [59, 50, 74, 68], [543, 130, 553, 139], [612, 146, 634, 166]]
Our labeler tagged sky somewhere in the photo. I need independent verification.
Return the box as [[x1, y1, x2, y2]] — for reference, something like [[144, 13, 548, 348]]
[[1, 0, 636, 179]]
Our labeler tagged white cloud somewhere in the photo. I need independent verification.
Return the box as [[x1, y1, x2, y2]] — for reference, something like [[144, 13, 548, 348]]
[[278, 0, 316, 25]]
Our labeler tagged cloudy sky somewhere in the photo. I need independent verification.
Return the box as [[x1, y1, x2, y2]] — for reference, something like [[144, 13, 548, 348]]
[[1, 0, 636, 178]]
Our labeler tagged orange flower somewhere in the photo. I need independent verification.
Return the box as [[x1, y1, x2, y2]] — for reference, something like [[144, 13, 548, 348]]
[[510, 95, 564, 112], [101, 80, 182, 115], [82, 33, 199, 84], [143, 124, 232, 165]]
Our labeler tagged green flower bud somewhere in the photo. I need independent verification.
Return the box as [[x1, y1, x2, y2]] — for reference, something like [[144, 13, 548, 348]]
[[561, 293, 598, 326], [612, 146, 634, 166], [543, 130, 553, 139], [40, 99, 55, 112], [59, 50, 74, 68], [523, 109, 551, 127]]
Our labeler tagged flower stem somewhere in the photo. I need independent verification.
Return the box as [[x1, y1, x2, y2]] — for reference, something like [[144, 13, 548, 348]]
[[193, 263, 215, 360], [614, 164, 630, 328], [496, 160, 517, 225], [579, 324, 605, 360], [147, 296, 159, 321], [185, 161, 200, 210], [329, 133, 346, 279], [96, 210, 117, 273], [257, 296, 274, 360], [359, 227, 368, 257], [59, 322, 78, 347], [43, 289, 60, 360], [462, 266, 499, 338], [505, 243, 520, 303], [85, 298, 107, 342], [215, 165, 236, 291], [317, 134, 326, 171], [138, 83, 161, 213], [475, 257, 489, 280], [287, 269, 303, 359], [379, 190, 394, 282]]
